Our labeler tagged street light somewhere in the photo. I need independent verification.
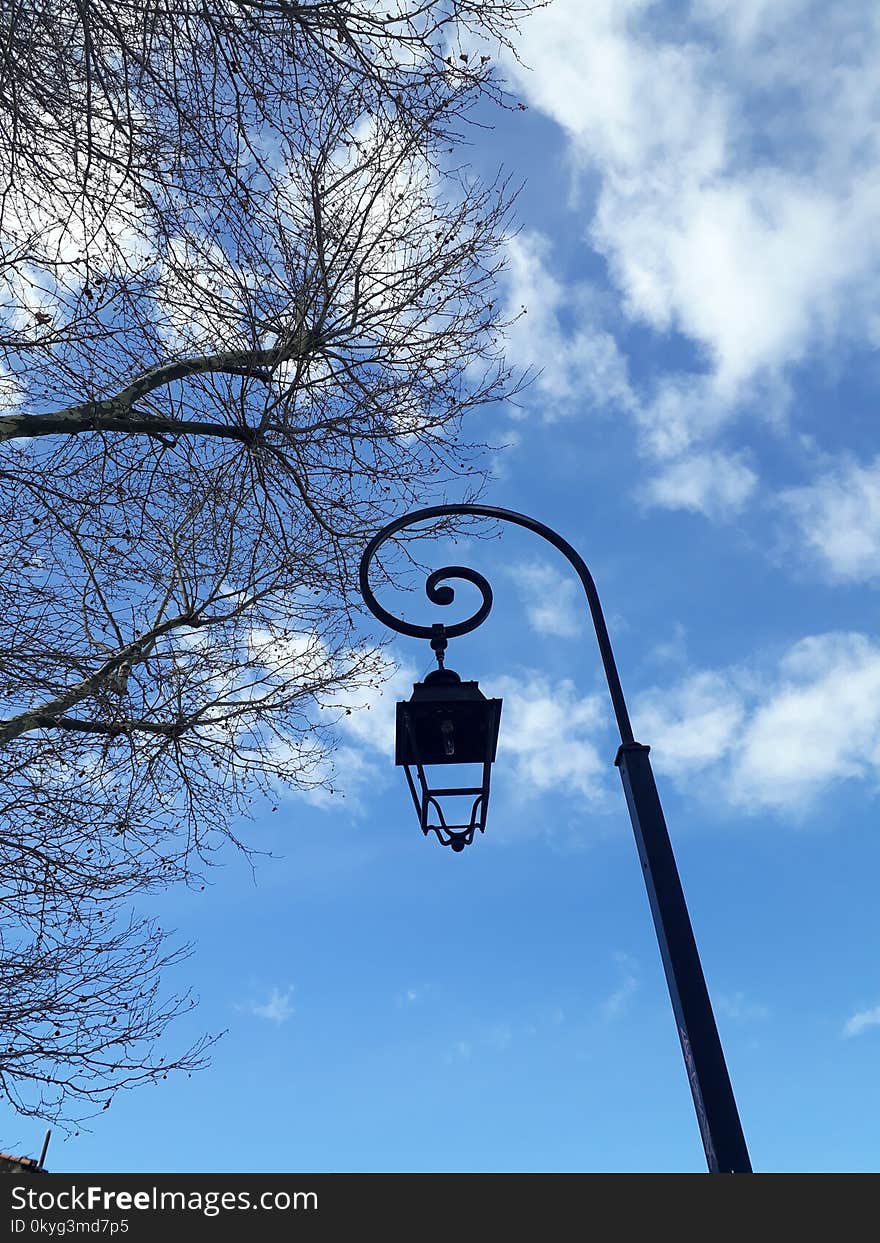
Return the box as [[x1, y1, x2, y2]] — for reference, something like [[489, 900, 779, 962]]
[[359, 503, 752, 1174], [396, 641, 502, 853]]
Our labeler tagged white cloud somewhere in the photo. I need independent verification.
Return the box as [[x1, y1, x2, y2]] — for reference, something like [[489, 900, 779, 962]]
[[246, 986, 295, 1025], [491, 672, 612, 804], [503, 0, 880, 468], [1, 109, 156, 307], [639, 450, 758, 518], [634, 671, 747, 775], [261, 644, 417, 812], [330, 652, 418, 761], [634, 632, 880, 814], [599, 950, 640, 1020], [292, 630, 880, 826], [295, 743, 382, 812], [501, 231, 635, 420], [780, 455, 880, 582], [647, 621, 689, 668], [716, 991, 769, 1023], [696, 0, 806, 48], [489, 427, 522, 482], [599, 975, 638, 1020], [0, 364, 22, 414], [509, 560, 584, 638], [598, 172, 848, 395], [843, 1005, 880, 1038]]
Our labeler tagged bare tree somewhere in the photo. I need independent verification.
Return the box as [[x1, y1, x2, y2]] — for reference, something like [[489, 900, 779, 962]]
[[0, 1, 541, 1125]]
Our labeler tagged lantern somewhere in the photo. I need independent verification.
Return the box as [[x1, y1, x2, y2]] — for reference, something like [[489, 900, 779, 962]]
[[395, 665, 501, 852]]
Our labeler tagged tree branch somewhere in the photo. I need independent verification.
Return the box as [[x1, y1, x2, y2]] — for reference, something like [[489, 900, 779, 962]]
[[0, 613, 194, 745], [0, 344, 307, 443], [34, 715, 182, 738]]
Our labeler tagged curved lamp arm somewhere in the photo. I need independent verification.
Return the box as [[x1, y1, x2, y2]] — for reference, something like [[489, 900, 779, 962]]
[[358, 503, 635, 745]]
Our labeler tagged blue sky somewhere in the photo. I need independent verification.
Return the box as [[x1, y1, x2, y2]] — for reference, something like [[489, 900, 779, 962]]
[[13, 0, 880, 1173]]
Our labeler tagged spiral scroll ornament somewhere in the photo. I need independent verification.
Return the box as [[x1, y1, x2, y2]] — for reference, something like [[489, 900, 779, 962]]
[[359, 513, 495, 660]]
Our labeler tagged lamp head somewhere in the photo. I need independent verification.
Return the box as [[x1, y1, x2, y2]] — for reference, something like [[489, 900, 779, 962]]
[[395, 662, 501, 851]]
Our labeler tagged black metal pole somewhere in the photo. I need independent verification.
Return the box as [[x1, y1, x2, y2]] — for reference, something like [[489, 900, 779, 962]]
[[359, 503, 752, 1172], [616, 743, 751, 1172]]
